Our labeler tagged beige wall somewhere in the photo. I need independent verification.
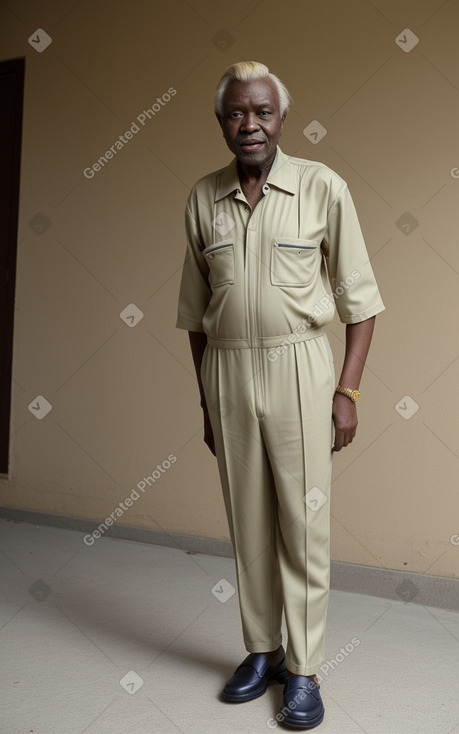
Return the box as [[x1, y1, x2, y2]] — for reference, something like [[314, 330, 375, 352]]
[[1, 0, 458, 578]]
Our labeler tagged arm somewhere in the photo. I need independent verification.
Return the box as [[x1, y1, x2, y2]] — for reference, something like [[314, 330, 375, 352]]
[[188, 331, 216, 456], [332, 316, 375, 452]]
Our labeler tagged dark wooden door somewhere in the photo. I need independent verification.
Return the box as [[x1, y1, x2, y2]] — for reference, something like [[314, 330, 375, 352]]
[[0, 58, 24, 474]]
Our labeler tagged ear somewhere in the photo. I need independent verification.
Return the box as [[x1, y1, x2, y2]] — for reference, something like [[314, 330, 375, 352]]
[[215, 111, 224, 130], [278, 112, 286, 138]]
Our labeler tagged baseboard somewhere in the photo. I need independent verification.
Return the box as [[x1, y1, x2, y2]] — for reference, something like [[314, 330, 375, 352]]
[[1, 506, 458, 611]]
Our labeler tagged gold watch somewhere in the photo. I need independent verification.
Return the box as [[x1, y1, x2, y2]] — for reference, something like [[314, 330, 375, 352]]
[[335, 385, 360, 403]]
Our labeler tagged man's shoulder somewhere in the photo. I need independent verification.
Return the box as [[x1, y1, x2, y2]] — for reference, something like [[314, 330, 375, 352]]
[[190, 162, 232, 192], [284, 153, 347, 188], [187, 158, 238, 212]]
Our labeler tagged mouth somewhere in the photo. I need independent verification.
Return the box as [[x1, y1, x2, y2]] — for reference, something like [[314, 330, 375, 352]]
[[239, 140, 265, 152]]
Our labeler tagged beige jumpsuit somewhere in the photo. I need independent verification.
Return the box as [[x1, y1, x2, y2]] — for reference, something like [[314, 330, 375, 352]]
[[176, 148, 384, 675]]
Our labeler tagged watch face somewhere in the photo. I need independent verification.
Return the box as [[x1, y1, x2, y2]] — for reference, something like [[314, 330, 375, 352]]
[[352, 390, 360, 402]]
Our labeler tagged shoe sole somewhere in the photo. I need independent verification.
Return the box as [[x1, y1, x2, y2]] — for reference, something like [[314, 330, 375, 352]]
[[222, 670, 287, 703], [281, 708, 325, 729]]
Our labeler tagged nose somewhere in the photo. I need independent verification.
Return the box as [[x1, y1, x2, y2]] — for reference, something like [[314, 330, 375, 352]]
[[240, 112, 260, 132]]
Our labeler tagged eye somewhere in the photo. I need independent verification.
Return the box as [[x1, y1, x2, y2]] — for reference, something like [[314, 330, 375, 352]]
[[259, 110, 271, 117]]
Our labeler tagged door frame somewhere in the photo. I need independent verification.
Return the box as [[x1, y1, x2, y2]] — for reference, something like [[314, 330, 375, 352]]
[[0, 57, 25, 475]]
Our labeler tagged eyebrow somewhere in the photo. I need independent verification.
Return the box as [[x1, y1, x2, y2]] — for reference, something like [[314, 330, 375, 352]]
[[226, 101, 275, 110]]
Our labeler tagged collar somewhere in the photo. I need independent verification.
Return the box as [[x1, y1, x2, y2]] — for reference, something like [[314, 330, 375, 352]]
[[214, 147, 297, 201]]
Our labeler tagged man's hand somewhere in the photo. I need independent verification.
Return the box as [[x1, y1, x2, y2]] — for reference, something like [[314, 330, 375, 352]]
[[188, 331, 217, 457], [332, 317, 376, 452], [332, 392, 358, 452]]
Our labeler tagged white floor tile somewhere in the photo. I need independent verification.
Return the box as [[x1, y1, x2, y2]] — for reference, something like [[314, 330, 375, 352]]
[[1, 519, 458, 733]]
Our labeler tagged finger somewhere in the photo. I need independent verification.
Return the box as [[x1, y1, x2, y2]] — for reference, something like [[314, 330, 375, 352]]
[[342, 432, 355, 448], [332, 437, 343, 452]]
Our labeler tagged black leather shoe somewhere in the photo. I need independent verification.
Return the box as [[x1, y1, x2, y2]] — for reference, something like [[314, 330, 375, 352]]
[[279, 675, 324, 729], [222, 648, 287, 702]]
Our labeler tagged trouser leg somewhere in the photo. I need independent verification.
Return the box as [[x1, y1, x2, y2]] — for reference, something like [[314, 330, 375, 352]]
[[201, 345, 283, 652], [262, 334, 335, 675], [201, 334, 335, 674]]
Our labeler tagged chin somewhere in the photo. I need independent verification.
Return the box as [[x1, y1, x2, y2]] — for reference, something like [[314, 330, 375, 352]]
[[238, 151, 270, 166]]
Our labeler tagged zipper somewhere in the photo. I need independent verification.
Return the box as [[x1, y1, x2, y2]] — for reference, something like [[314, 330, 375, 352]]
[[275, 243, 316, 249], [248, 200, 267, 418], [204, 242, 233, 255]]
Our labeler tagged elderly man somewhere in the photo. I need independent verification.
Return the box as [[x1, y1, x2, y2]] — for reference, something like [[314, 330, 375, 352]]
[[176, 61, 384, 729]]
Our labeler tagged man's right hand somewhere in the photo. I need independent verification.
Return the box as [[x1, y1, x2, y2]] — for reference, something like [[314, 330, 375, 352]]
[[188, 331, 216, 456]]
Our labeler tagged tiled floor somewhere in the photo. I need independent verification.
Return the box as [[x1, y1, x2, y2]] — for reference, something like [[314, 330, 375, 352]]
[[1, 518, 458, 734]]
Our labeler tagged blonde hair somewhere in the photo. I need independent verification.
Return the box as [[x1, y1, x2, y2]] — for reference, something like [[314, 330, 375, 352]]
[[214, 61, 291, 117]]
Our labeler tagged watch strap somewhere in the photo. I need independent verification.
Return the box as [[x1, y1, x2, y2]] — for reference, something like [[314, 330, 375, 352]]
[[335, 385, 360, 403]]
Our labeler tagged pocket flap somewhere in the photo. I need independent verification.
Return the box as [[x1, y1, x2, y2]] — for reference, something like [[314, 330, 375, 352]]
[[271, 238, 320, 286]]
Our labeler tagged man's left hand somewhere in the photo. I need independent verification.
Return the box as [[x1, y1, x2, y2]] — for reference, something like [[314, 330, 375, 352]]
[[332, 392, 358, 452]]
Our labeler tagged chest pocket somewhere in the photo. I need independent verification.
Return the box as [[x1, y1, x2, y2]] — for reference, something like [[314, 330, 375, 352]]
[[271, 238, 320, 287], [203, 241, 235, 287]]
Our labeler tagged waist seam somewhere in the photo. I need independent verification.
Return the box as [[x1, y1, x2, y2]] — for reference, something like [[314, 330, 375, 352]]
[[206, 327, 324, 349]]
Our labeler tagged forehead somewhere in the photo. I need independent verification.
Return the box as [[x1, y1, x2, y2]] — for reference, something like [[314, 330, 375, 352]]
[[222, 78, 281, 110]]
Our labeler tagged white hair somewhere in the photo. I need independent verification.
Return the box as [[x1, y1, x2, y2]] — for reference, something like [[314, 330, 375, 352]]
[[214, 61, 291, 118]]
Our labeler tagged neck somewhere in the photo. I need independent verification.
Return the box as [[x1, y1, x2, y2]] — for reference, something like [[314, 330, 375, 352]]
[[237, 146, 278, 185], [237, 158, 273, 187], [238, 165, 265, 186]]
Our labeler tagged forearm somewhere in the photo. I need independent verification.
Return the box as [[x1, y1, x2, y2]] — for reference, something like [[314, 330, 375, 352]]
[[332, 316, 376, 451], [188, 331, 208, 408], [337, 317, 376, 389], [188, 331, 216, 455]]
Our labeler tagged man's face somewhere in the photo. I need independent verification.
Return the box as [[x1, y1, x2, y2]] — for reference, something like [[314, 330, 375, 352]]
[[217, 78, 285, 169]]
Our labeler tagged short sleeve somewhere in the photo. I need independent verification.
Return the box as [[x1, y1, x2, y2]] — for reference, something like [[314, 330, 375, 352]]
[[324, 185, 385, 324], [175, 196, 211, 332]]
